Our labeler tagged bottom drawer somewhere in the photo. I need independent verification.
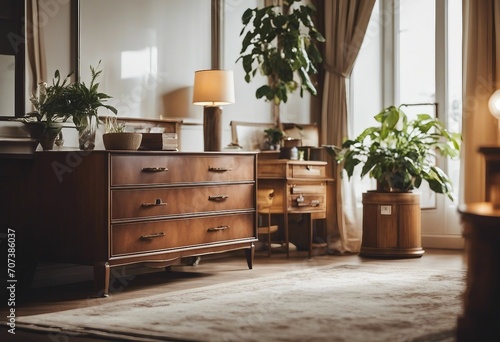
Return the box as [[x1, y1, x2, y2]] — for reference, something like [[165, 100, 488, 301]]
[[111, 213, 255, 256]]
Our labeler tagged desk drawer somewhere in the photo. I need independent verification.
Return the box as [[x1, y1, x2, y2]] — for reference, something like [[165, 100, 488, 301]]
[[291, 164, 326, 178], [111, 213, 255, 256], [288, 183, 326, 211], [111, 154, 255, 186], [289, 193, 326, 211], [111, 184, 255, 220]]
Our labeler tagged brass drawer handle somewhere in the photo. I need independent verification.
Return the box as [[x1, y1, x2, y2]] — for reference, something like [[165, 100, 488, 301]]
[[207, 225, 230, 232], [208, 167, 232, 172], [140, 232, 165, 240], [142, 167, 168, 173], [208, 195, 229, 201], [142, 198, 167, 207]]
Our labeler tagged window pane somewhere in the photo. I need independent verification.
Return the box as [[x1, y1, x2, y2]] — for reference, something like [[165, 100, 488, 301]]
[[399, 0, 437, 208], [447, 0, 462, 201], [399, 0, 435, 106]]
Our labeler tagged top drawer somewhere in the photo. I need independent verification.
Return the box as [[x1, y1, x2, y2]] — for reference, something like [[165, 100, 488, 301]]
[[258, 160, 327, 179], [291, 164, 326, 178], [111, 154, 255, 186]]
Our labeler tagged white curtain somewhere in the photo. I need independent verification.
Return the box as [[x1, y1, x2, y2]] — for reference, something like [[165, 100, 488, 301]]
[[321, 0, 376, 253], [462, 0, 500, 204]]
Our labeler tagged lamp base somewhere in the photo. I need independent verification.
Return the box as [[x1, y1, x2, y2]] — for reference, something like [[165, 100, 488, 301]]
[[203, 106, 222, 151]]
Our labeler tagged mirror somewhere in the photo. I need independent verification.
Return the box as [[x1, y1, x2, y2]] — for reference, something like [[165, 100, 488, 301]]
[[0, 0, 25, 117], [0, 54, 15, 115], [77, 0, 215, 119]]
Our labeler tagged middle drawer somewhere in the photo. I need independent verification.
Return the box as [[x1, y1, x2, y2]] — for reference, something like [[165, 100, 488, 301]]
[[111, 184, 255, 220]]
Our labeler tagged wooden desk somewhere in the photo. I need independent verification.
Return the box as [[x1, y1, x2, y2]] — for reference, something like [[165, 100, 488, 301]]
[[457, 203, 500, 341], [257, 159, 332, 258]]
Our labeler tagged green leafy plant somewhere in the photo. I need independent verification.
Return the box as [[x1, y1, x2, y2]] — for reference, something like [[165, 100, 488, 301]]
[[27, 70, 74, 127], [264, 127, 286, 146], [68, 61, 117, 129], [237, 0, 324, 127], [334, 105, 461, 200], [104, 116, 125, 133]]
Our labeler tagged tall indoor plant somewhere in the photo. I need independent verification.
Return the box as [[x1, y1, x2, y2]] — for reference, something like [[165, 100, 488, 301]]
[[237, 0, 324, 129], [333, 105, 461, 258]]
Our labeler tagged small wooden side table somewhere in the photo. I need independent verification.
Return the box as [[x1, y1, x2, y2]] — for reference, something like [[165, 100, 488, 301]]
[[257, 159, 333, 258], [457, 202, 500, 341]]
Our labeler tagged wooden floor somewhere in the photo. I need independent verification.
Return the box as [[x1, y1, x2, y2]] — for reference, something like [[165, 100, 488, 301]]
[[1, 248, 467, 341]]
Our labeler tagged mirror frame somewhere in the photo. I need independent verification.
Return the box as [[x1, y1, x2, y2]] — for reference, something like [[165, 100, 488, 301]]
[[0, 0, 25, 117], [70, 0, 222, 82]]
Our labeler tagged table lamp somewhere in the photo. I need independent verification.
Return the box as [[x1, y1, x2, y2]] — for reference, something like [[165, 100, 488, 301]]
[[489, 89, 500, 145], [489, 89, 500, 119], [193, 70, 235, 151]]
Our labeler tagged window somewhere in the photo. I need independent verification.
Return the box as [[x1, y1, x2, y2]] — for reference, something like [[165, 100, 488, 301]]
[[351, 0, 463, 242]]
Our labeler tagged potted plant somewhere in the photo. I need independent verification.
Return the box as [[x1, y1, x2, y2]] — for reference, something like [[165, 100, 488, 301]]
[[332, 105, 461, 257], [237, 0, 324, 129], [264, 127, 286, 150], [68, 61, 117, 150], [24, 70, 74, 150], [337, 105, 461, 198], [102, 116, 142, 150]]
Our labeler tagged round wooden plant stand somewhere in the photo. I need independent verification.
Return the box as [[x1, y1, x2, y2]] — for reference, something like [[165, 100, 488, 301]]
[[359, 192, 424, 258]]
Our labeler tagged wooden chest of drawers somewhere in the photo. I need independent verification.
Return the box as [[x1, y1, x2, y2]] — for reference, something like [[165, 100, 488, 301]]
[[3, 151, 257, 296]]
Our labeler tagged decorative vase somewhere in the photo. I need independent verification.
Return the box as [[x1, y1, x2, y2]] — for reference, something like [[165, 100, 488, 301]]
[[76, 116, 97, 150], [102, 132, 143, 150], [39, 125, 63, 151]]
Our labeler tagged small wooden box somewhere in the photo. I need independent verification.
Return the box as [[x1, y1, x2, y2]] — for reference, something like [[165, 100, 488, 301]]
[[140, 133, 178, 151]]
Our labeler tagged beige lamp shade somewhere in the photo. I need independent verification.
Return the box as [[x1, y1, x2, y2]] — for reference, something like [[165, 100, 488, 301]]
[[193, 70, 235, 106], [489, 89, 500, 120]]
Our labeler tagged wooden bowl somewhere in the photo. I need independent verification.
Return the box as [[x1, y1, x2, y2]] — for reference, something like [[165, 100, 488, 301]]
[[103, 133, 142, 150]]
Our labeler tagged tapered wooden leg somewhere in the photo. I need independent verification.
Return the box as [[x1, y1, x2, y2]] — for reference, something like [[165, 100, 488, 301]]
[[308, 214, 313, 259], [284, 214, 289, 258], [245, 244, 255, 269], [267, 215, 272, 257], [94, 262, 110, 297]]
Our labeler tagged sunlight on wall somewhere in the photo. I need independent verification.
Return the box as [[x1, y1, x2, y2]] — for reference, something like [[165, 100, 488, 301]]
[[121, 47, 158, 79]]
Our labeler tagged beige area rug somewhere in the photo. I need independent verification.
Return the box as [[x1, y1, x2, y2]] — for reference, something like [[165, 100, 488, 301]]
[[16, 264, 465, 342]]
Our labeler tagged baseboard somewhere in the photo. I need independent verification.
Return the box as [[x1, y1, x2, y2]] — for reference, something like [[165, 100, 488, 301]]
[[422, 234, 464, 250]]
